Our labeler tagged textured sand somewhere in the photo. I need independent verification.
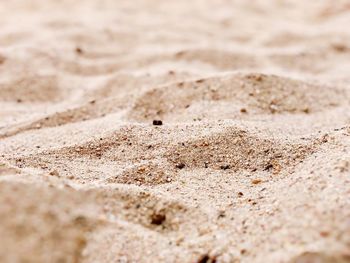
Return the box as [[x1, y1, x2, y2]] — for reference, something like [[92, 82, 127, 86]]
[[1, 1, 350, 262]]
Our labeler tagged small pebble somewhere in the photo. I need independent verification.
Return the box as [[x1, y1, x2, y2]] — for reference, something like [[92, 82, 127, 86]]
[[153, 120, 163, 126], [151, 212, 166, 225], [176, 163, 185, 169], [220, 165, 230, 170]]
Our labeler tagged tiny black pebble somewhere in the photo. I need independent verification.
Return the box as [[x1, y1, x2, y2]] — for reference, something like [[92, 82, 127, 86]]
[[220, 164, 230, 170], [176, 163, 185, 169], [151, 212, 166, 225], [153, 120, 163, 126], [264, 164, 273, 171]]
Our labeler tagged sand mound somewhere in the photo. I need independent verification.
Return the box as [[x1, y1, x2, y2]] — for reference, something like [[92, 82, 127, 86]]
[[0, 181, 98, 263], [3, 124, 319, 189], [129, 73, 348, 122], [0, 74, 61, 103], [165, 126, 315, 173]]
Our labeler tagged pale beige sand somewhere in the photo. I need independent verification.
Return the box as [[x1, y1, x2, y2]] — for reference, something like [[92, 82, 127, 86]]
[[1, 1, 350, 262]]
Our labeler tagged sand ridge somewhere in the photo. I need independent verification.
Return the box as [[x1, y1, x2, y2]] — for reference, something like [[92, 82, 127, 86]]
[[0, 0, 350, 262]]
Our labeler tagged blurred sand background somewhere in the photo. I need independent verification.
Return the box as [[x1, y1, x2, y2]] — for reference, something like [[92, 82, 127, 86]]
[[0, 0, 350, 262]]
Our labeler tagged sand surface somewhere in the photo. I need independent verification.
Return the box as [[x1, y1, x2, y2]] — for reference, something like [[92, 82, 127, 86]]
[[1, 1, 350, 262]]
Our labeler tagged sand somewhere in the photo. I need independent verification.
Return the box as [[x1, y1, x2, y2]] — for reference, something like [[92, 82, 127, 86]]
[[0, 0, 350, 262]]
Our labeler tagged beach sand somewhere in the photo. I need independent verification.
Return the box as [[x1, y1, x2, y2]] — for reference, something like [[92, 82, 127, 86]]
[[0, 1, 350, 262]]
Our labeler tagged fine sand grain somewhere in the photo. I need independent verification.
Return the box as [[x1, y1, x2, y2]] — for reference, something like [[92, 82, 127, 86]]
[[1, 1, 350, 262]]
